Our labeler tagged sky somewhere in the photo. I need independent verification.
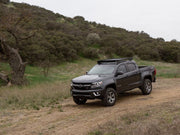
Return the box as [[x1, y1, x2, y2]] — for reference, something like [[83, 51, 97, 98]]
[[11, 0, 180, 41]]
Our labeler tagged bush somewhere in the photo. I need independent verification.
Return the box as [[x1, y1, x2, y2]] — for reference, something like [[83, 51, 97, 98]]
[[159, 45, 180, 63], [82, 47, 99, 59], [73, 16, 85, 21], [136, 45, 160, 61], [86, 33, 101, 45], [116, 46, 134, 57], [0, 0, 9, 4], [59, 44, 78, 61], [46, 21, 61, 30]]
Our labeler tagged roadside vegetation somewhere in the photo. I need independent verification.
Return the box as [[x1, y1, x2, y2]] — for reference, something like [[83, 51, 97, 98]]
[[0, 58, 180, 110], [89, 99, 180, 135], [0, 58, 96, 110]]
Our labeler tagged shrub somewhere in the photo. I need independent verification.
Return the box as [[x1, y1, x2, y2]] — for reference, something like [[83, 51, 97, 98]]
[[116, 46, 134, 57], [136, 45, 160, 61], [0, 0, 9, 4], [73, 16, 85, 21], [86, 33, 101, 45], [82, 47, 99, 59], [159, 45, 180, 63]]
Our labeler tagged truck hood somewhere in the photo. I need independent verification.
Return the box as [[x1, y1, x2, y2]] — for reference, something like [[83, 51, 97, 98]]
[[72, 74, 112, 83]]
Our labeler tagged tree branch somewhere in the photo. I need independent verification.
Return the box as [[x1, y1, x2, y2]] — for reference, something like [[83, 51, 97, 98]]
[[19, 31, 35, 40], [7, 29, 19, 46]]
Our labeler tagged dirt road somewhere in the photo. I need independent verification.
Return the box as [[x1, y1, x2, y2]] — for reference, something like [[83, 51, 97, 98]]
[[1, 78, 180, 135]]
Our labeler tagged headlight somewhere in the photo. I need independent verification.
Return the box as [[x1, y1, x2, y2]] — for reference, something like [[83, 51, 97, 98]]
[[91, 81, 103, 89]]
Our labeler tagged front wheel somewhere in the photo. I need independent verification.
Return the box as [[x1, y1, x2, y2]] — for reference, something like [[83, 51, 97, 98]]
[[140, 79, 152, 95], [73, 97, 87, 105], [102, 87, 117, 106]]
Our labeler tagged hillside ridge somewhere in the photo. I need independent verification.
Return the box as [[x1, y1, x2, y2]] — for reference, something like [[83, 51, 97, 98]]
[[0, 1, 180, 64]]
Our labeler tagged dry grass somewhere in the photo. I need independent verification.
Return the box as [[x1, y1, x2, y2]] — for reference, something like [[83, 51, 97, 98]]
[[0, 58, 97, 110], [89, 100, 180, 135], [0, 81, 70, 110]]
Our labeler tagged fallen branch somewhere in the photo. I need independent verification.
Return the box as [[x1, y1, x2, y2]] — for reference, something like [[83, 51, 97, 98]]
[[0, 72, 9, 82]]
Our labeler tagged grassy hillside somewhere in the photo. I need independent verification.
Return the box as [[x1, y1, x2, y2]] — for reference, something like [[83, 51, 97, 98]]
[[1, 58, 180, 85], [0, 1, 180, 65], [0, 58, 180, 110]]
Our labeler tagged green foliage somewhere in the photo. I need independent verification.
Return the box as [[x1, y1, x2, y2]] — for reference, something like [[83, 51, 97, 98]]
[[116, 46, 134, 57], [136, 44, 160, 60], [159, 44, 180, 63], [0, 0, 9, 4], [87, 33, 101, 45], [0, 1, 180, 66], [81, 48, 99, 59], [74, 16, 85, 21]]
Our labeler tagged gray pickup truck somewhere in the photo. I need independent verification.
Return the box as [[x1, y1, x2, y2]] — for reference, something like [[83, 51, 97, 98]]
[[70, 58, 156, 106]]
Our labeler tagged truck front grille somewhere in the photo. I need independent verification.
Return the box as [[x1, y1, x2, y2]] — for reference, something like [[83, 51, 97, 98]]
[[73, 83, 91, 90]]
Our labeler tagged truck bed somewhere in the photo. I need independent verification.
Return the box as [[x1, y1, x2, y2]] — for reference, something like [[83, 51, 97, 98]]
[[138, 66, 156, 82], [138, 66, 154, 71]]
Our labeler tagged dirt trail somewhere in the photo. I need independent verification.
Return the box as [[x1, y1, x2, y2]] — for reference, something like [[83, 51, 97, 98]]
[[1, 78, 180, 135]]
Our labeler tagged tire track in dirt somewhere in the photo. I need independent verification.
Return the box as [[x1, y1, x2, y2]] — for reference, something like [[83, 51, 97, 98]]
[[0, 78, 180, 135]]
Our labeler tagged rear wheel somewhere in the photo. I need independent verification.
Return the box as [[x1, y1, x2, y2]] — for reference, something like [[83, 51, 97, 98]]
[[140, 79, 152, 95], [73, 97, 87, 105], [102, 87, 117, 106]]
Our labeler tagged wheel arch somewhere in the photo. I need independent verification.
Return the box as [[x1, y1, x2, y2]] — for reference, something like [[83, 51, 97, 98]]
[[105, 83, 116, 91], [143, 75, 152, 82]]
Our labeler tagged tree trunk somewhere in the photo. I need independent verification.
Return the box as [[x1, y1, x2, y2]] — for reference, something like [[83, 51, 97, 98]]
[[1, 41, 27, 85]]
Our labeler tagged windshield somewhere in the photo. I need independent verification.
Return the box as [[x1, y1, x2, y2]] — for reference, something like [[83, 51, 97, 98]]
[[88, 65, 115, 75]]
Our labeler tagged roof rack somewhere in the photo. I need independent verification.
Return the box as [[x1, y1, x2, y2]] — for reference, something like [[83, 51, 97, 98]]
[[97, 57, 133, 65]]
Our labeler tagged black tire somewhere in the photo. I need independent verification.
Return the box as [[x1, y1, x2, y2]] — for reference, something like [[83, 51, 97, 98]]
[[140, 79, 152, 95], [73, 97, 87, 105], [102, 87, 117, 106]]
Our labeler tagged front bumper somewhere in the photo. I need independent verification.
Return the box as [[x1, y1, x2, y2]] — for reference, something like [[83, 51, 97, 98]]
[[71, 88, 105, 99]]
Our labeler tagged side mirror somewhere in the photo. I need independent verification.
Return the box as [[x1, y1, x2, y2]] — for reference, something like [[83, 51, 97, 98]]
[[115, 71, 123, 76]]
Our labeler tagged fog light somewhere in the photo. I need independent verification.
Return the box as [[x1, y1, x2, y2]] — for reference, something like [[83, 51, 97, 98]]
[[93, 92, 100, 96]]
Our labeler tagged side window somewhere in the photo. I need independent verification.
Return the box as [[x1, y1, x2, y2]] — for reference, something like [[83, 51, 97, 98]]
[[127, 63, 136, 71], [118, 65, 127, 73]]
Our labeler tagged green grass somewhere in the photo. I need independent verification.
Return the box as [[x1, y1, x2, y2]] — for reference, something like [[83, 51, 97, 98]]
[[0, 58, 97, 85], [1, 58, 179, 86], [0, 58, 180, 110]]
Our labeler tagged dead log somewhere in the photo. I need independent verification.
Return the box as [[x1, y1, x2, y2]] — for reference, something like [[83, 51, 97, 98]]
[[0, 72, 9, 82]]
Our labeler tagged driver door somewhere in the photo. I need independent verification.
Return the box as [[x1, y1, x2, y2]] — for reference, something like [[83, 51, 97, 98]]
[[115, 64, 129, 92]]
